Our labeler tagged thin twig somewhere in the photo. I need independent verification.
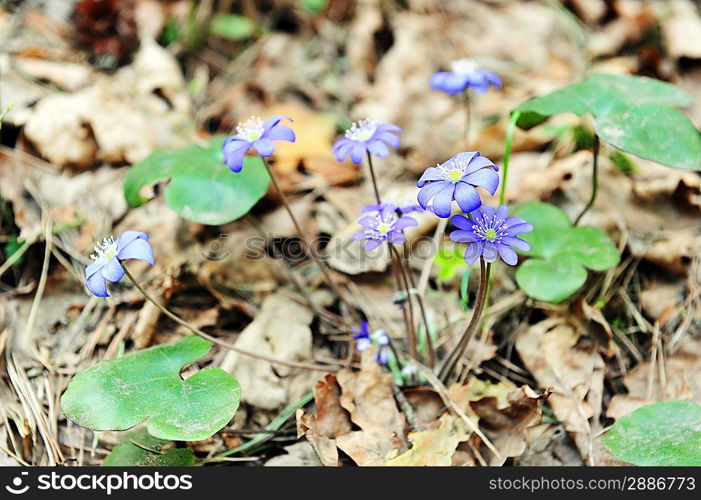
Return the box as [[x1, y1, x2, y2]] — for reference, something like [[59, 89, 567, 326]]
[[121, 264, 340, 372], [574, 134, 600, 226]]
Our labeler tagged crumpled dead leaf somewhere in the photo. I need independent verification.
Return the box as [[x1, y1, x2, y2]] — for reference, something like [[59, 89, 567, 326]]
[[221, 293, 315, 410], [516, 318, 605, 463], [384, 413, 470, 466], [22, 40, 191, 168], [607, 337, 701, 421], [298, 350, 407, 465]]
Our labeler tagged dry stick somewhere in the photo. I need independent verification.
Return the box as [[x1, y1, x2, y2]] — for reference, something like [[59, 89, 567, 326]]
[[417, 217, 448, 296], [260, 157, 349, 305], [438, 258, 491, 382], [574, 134, 600, 226], [121, 264, 339, 372]]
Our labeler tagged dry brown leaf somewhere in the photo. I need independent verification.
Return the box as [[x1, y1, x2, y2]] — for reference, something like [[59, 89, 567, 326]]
[[384, 413, 470, 466], [607, 337, 701, 420], [516, 319, 605, 462], [221, 293, 315, 410], [658, 0, 701, 60]]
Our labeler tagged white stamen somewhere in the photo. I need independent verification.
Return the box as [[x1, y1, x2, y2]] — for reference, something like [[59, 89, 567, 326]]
[[450, 58, 478, 76], [235, 116, 265, 141], [345, 119, 378, 142], [363, 211, 398, 241], [90, 236, 117, 263], [438, 156, 469, 183], [472, 214, 508, 243]]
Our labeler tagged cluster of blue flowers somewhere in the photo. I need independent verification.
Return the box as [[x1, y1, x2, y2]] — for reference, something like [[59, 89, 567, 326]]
[[84, 57, 530, 371]]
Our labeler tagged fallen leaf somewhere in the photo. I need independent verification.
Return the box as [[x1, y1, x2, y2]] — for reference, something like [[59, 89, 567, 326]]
[[384, 413, 469, 466]]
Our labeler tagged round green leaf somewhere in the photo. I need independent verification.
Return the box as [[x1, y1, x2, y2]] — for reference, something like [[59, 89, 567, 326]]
[[604, 401, 701, 466], [512, 202, 570, 259], [516, 73, 692, 130], [559, 226, 620, 271], [515, 255, 587, 303], [595, 104, 701, 170], [103, 428, 196, 466], [61, 336, 241, 441], [123, 138, 270, 225]]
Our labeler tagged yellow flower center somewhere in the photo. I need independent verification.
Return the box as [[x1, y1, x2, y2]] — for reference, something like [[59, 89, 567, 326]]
[[378, 223, 390, 234], [449, 169, 463, 182], [484, 229, 497, 241]]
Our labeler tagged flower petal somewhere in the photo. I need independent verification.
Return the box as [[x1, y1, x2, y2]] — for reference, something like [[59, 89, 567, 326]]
[[430, 71, 469, 94], [496, 205, 509, 221], [450, 229, 478, 243], [350, 142, 366, 164], [394, 216, 418, 230], [116, 231, 149, 253], [417, 180, 451, 208], [85, 261, 103, 280], [253, 138, 274, 157], [496, 243, 518, 265], [462, 168, 499, 195], [464, 241, 483, 264], [265, 124, 296, 143], [261, 114, 292, 130], [502, 236, 530, 251], [417, 167, 443, 187], [482, 242, 499, 262], [117, 238, 155, 265], [86, 273, 109, 297], [507, 222, 534, 235], [366, 140, 389, 158], [386, 231, 406, 244], [454, 183, 482, 213], [365, 239, 382, 251], [358, 215, 379, 229], [430, 185, 455, 218], [451, 214, 472, 230], [100, 258, 125, 283], [224, 145, 247, 172], [376, 131, 400, 149]]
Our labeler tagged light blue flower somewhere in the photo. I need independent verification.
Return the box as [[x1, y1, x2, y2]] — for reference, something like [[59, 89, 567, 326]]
[[353, 321, 391, 365], [223, 114, 296, 173], [430, 58, 501, 95], [332, 119, 401, 164], [85, 231, 154, 297]]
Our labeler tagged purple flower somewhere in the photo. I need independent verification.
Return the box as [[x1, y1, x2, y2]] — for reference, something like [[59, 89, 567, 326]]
[[85, 231, 155, 297], [430, 58, 502, 95], [361, 199, 424, 215], [417, 152, 499, 218], [222, 114, 296, 173], [332, 119, 401, 164], [450, 206, 533, 266], [353, 321, 391, 365], [352, 203, 418, 251]]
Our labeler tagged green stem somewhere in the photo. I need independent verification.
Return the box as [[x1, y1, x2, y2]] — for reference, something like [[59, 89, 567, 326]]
[[438, 258, 490, 382], [499, 110, 521, 205], [121, 264, 339, 372], [574, 134, 600, 226]]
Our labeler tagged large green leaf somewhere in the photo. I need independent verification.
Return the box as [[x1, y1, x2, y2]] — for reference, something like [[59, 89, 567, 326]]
[[123, 137, 270, 225], [515, 256, 587, 303], [513, 202, 619, 303], [595, 104, 701, 170], [604, 401, 701, 466], [516, 73, 692, 129], [103, 428, 196, 466], [515, 74, 700, 170], [61, 336, 240, 441]]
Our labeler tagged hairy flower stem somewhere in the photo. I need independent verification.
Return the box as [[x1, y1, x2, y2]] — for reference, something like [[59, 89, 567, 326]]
[[365, 152, 383, 205], [390, 245, 419, 361], [403, 243, 435, 367], [121, 264, 340, 372], [463, 90, 472, 146], [438, 258, 491, 382], [260, 157, 348, 303], [574, 134, 600, 226]]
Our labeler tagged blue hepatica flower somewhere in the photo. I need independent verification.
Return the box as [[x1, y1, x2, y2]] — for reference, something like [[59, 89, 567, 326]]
[[417, 151, 499, 218], [223, 114, 296, 173], [430, 58, 502, 95], [332, 119, 401, 164], [352, 203, 418, 251], [85, 231, 155, 297], [353, 321, 391, 365], [362, 198, 424, 215], [450, 206, 533, 266]]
